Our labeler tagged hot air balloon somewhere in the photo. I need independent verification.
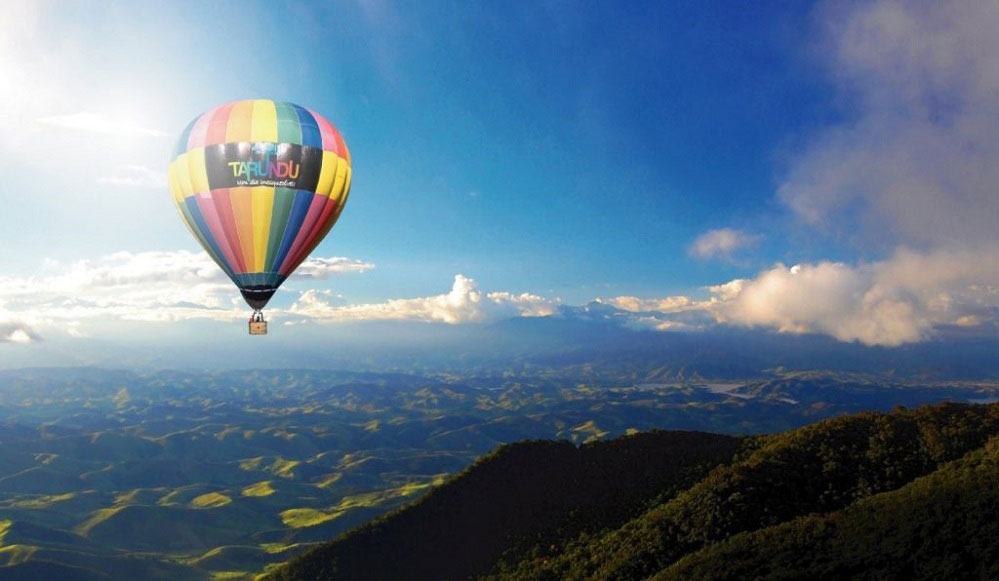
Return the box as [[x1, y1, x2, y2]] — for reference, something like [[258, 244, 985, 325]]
[[168, 100, 352, 335]]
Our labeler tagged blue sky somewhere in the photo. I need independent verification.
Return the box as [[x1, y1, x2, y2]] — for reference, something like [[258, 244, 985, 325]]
[[2, 2, 828, 292], [1, 0, 997, 359]]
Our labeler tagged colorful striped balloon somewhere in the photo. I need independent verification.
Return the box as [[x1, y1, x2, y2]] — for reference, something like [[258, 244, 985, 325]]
[[168, 100, 352, 311]]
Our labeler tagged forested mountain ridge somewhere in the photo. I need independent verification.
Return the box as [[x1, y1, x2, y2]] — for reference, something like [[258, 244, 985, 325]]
[[269, 402, 999, 580], [658, 434, 999, 580], [266, 430, 742, 580]]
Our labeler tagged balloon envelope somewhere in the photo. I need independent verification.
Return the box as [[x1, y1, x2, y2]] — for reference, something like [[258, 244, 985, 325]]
[[168, 100, 352, 309]]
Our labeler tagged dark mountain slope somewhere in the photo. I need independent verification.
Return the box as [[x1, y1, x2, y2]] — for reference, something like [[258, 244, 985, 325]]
[[0, 560, 114, 581], [265, 430, 741, 580], [0, 545, 205, 580], [660, 434, 999, 580], [269, 402, 999, 581]]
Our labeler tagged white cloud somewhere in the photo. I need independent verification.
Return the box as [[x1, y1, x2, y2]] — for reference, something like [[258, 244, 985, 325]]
[[65, 320, 88, 338], [0, 323, 37, 344], [2, 253, 555, 331], [289, 274, 558, 324], [594, 247, 999, 346], [598, 296, 694, 313], [708, 248, 999, 346], [485, 289, 560, 318], [7, 329, 32, 344], [779, 0, 999, 247], [37, 112, 168, 138], [688, 228, 760, 261], [623, 316, 701, 332], [290, 256, 375, 278], [706, 279, 745, 301], [2, 254, 559, 331], [559, 299, 710, 333], [3, 248, 994, 346], [0, 251, 240, 325], [99, 165, 167, 189]]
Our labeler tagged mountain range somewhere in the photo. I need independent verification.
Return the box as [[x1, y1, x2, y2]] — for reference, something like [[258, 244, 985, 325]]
[[0, 367, 995, 578], [7, 305, 999, 380]]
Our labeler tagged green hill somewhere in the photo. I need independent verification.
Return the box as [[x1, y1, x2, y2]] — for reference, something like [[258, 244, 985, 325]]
[[268, 402, 999, 580]]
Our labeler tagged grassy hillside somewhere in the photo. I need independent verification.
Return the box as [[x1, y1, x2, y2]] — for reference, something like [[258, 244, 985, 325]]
[[269, 402, 999, 580]]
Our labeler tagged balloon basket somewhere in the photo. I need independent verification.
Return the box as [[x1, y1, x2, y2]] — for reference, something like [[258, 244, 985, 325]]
[[249, 311, 267, 335]]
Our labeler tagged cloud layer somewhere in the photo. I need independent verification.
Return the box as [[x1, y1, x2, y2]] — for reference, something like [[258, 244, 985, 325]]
[[2, 247, 995, 347], [0, 251, 375, 332], [0, 253, 556, 335]]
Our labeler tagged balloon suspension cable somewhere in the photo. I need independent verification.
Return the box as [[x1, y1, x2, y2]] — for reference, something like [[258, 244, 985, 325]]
[[252, 309, 264, 322]]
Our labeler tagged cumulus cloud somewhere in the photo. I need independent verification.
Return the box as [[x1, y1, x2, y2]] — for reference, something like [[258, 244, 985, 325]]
[[688, 228, 760, 261], [709, 248, 999, 346], [0, 323, 38, 344], [706, 279, 745, 301], [780, 0, 999, 247], [596, 246, 999, 346], [588, 295, 717, 333], [289, 274, 558, 324]]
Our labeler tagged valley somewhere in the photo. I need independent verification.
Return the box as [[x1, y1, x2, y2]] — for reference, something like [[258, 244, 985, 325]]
[[0, 367, 996, 578]]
